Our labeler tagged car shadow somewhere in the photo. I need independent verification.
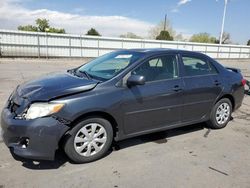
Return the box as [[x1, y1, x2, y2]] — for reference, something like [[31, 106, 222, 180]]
[[10, 149, 69, 170], [112, 123, 207, 151], [14, 123, 208, 170]]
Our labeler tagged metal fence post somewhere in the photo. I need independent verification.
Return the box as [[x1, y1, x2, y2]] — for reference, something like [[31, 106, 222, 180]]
[[69, 37, 72, 57], [97, 38, 100, 56], [37, 34, 40, 58], [217, 45, 220, 59], [46, 32, 48, 59], [228, 46, 231, 59], [141, 39, 145, 48], [80, 35, 83, 57]]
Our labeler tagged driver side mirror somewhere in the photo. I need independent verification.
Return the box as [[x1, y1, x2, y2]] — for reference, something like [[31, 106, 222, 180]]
[[127, 75, 145, 87]]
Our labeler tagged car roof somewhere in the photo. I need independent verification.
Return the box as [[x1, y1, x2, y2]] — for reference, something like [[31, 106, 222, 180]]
[[121, 48, 205, 56]]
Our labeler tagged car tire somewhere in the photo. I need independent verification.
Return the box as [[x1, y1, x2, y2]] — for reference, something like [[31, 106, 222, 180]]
[[64, 117, 113, 163], [207, 98, 232, 129]]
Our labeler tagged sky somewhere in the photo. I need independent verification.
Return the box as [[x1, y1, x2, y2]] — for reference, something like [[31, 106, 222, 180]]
[[0, 0, 249, 44]]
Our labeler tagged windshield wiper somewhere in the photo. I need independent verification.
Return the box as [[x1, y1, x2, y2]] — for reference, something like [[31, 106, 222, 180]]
[[78, 70, 92, 80], [67, 69, 91, 80]]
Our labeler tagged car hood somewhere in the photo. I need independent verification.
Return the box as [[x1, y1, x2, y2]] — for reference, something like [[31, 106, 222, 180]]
[[16, 72, 99, 101]]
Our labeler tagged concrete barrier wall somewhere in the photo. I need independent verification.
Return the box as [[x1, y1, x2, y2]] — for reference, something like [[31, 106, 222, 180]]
[[1, 29, 250, 59], [218, 59, 250, 77]]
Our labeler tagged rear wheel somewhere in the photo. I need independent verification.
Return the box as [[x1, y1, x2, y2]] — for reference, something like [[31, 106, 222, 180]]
[[207, 98, 232, 129], [64, 117, 113, 163]]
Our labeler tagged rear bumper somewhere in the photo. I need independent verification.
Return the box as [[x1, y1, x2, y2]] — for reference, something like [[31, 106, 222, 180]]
[[233, 85, 245, 111], [1, 108, 70, 160]]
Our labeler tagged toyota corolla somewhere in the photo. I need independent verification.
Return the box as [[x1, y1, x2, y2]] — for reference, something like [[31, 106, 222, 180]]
[[1, 49, 245, 163]]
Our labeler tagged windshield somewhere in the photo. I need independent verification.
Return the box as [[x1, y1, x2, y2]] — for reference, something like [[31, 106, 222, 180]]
[[76, 51, 143, 81]]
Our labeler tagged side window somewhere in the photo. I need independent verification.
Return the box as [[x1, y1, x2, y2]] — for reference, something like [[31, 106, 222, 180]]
[[182, 56, 216, 76], [149, 58, 163, 67], [132, 55, 178, 82], [208, 61, 219, 74]]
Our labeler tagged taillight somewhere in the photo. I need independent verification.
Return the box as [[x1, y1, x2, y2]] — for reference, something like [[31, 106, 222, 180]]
[[241, 79, 247, 86]]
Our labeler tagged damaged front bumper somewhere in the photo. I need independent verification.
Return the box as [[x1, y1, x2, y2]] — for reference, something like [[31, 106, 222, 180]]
[[1, 108, 70, 160]]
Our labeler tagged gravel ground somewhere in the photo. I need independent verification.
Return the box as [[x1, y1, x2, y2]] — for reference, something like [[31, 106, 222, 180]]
[[0, 58, 249, 188]]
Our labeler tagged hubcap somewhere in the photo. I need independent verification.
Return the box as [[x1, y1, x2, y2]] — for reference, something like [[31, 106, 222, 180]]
[[215, 103, 230, 125], [74, 123, 107, 157]]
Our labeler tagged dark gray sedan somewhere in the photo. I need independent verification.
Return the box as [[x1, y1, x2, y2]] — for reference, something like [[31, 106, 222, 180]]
[[1, 49, 245, 163]]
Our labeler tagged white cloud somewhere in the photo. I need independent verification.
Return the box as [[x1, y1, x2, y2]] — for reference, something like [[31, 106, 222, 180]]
[[0, 0, 154, 37], [172, 0, 191, 13], [178, 0, 192, 6]]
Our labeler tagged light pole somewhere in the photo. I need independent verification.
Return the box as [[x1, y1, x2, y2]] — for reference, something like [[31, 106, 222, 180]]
[[219, 0, 228, 45], [163, 14, 167, 31]]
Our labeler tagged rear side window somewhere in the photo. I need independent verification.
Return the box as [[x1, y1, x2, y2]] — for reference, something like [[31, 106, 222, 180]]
[[208, 61, 219, 74], [182, 56, 217, 76]]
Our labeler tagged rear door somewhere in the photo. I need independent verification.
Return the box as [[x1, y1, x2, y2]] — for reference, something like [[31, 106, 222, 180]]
[[180, 53, 223, 122], [121, 53, 184, 135]]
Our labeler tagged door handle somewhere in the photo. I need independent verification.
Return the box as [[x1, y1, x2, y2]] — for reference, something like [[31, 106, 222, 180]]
[[214, 80, 221, 86], [173, 85, 182, 92]]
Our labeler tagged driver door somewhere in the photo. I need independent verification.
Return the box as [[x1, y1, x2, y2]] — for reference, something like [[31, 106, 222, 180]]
[[121, 53, 184, 135]]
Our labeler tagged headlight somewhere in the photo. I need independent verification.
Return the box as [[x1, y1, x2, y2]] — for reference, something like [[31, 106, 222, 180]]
[[25, 103, 65, 120]]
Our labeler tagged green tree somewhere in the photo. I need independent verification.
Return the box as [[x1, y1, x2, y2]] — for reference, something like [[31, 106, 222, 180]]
[[47, 27, 65, 34], [148, 19, 175, 39], [18, 18, 66, 34], [119, 32, 142, 39], [148, 19, 186, 41], [247, 40, 250, 46], [156, 30, 173, 41], [36, 18, 50, 32], [18, 25, 38, 32], [86, 28, 101, 36], [189, 33, 217, 43]]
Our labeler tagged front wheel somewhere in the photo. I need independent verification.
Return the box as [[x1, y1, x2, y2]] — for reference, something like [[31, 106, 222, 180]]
[[207, 98, 232, 129], [64, 117, 113, 163]]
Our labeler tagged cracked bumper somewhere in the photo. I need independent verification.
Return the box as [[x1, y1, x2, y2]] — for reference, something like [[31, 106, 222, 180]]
[[1, 108, 70, 160]]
